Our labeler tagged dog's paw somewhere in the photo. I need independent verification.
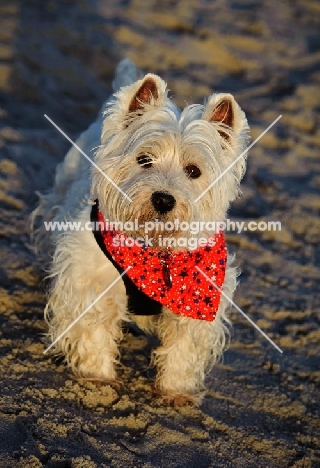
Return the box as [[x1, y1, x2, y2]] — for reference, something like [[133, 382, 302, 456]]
[[162, 393, 201, 407], [76, 376, 122, 391], [160, 392, 203, 407]]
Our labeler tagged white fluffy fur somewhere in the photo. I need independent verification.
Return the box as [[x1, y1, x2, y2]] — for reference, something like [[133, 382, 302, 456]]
[[32, 59, 249, 406]]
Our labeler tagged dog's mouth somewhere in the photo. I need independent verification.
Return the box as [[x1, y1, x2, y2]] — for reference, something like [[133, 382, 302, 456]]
[[125, 217, 181, 242], [123, 193, 193, 244]]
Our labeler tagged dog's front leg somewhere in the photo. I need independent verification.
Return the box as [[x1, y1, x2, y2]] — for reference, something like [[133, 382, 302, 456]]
[[45, 228, 129, 386], [46, 279, 127, 386], [153, 307, 227, 406]]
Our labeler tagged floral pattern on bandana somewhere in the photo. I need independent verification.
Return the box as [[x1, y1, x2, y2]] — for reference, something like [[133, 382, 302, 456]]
[[96, 209, 227, 321]]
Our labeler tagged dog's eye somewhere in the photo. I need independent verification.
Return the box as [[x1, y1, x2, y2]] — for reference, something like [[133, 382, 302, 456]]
[[137, 155, 153, 168], [184, 165, 201, 179]]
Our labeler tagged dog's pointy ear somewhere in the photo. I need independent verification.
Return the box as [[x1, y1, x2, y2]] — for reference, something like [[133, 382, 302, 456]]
[[129, 77, 159, 112], [202, 93, 245, 143], [128, 74, 167, 113], [102, 74, 167, 136], [106, 73, 168, 130]]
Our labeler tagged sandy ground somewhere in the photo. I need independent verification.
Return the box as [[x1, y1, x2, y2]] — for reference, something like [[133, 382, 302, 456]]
[[0, 0, 320, 467]]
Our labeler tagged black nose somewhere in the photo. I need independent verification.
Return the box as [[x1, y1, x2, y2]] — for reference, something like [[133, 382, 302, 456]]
[[151, 191, 176, 214]]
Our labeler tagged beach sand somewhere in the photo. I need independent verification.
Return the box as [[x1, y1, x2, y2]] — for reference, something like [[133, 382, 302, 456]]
[[0, 0, 319, 466]]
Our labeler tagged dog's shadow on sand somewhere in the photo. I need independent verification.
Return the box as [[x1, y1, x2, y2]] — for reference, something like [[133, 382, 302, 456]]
[[121, 324, 159, 381]]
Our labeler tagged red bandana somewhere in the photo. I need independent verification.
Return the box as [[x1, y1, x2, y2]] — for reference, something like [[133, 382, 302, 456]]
[[95, 208, 227, 321]]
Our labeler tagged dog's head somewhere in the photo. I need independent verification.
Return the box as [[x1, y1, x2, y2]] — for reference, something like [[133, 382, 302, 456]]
[[92, 74, 249, 244]]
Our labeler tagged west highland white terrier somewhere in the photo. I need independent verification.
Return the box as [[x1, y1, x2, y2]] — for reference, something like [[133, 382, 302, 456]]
[[33, 59, 249, 406]]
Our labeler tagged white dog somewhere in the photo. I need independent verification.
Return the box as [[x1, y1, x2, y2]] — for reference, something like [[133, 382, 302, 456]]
[[33, 59, 249, 406]]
